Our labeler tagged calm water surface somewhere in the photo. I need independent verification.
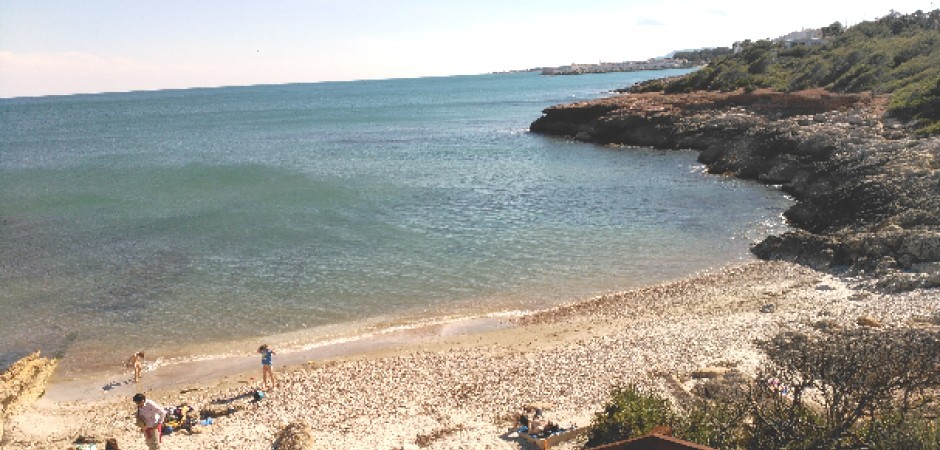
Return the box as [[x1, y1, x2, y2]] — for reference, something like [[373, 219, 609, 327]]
[[0, 70, 792, 374]]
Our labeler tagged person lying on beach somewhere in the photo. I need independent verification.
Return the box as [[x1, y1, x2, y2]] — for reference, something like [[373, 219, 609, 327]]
[[127, 351, 145, 383], [258, 344, 278, 390]]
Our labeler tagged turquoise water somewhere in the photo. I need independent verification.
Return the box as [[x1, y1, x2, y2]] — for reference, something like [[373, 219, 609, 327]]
[[0, 70, 792, 374]]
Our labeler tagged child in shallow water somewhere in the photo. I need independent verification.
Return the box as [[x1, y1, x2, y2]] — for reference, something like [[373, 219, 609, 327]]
[[127, 351, 145, 383], [258, 344, 277, 390]]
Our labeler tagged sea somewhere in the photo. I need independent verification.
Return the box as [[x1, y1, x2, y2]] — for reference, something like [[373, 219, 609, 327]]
[[0, 69, 793, 377]]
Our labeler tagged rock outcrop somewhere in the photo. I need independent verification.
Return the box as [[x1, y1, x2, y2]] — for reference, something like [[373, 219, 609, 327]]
[[272, 421, 315, 450], [0, 351, 58, 443], [530, 88, 940, 290]]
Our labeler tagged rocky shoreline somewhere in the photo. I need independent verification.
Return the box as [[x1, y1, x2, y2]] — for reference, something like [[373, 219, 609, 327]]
[[530, 87, 940, 290]]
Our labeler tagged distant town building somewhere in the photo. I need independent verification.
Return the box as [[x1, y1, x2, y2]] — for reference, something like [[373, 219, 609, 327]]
[[776, 28, 825, 48]]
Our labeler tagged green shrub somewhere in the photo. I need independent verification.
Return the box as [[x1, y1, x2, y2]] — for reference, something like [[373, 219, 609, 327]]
[[675, 400, 749, 449], [745, 389, 828, 450], [916, 120, 940, 136], [585, 384, 676, 447], [651, 9, 940, 131], [583, 327, 940, 449], [861, 413, 940, 450], [748, 328, 940, 449]]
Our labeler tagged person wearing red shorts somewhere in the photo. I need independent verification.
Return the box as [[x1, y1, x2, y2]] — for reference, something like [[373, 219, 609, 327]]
[[133, 393, 166, 449]]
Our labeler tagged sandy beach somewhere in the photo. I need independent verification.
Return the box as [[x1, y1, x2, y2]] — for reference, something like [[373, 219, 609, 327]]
[[4, 260, 938, 449]]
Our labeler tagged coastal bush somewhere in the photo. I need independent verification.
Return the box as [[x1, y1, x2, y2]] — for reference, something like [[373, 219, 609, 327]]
[[630, 78, 669, 93], [858, 412, 940, 449], [745, 388, 827, 450], [584, 384, 676, 447], [789, 56, 832, 91], [916, 120, 940, 136], [673, 47, 734, 64], [675, 399, 749, 449], [654, 9, 940, 134], [746, 328, 940, 449], [586, 327, 940, 449], [890, 76, 940, 128]]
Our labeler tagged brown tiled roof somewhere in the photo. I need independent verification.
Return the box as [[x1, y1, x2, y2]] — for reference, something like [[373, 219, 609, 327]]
[[587, 433, 716, 450]]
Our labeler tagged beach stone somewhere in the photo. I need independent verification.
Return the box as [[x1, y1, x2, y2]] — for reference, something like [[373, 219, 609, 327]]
[[760, 303, 776, 313], [272, 421, 315, 450], [524, 401, 555, 411], [848, 292, 870, 302], [691, 367, 728, 379], [857, 316, 883, 328], [812, 319, 842, 333]]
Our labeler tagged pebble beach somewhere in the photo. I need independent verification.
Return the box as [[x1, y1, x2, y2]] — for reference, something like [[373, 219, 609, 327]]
[[5, 260, 939, 449]]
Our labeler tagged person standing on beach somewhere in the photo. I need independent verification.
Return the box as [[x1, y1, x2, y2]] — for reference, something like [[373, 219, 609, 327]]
[[133, 393, 166, 450], [127, 351, 144, 382], [258, 344, 277, 390]]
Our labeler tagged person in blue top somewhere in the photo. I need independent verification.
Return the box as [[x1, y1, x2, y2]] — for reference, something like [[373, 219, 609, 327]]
[[257, 344, 277, 390]]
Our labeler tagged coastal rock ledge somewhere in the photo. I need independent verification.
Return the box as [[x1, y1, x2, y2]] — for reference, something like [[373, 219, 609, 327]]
[[530, 88, 940, 290]]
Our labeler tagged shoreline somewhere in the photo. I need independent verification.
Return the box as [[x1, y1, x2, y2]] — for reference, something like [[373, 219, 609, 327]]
[[37, 253, 751, 383], [40, 312, 520, 405], [32, 261, 710, 406], [2, 228, 769, 382], [6, 260, 939, 449], [33, 259, 747, 405]]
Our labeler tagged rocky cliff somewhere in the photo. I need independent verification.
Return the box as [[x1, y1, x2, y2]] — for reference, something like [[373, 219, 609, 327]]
[[530, 88, 940, 290]]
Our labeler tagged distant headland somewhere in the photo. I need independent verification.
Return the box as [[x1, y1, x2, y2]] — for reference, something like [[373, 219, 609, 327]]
[[499, 47, 732, 76], [538, 58, 696, 75]]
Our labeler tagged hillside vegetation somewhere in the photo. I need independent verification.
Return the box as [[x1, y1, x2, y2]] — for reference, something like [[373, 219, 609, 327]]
[[657, 9, 940, 135]]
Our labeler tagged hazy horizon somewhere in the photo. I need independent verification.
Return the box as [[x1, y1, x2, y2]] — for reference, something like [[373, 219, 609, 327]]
[[0, 0, 934, 99]]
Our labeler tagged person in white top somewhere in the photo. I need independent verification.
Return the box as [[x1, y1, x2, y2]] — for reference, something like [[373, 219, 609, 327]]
[[133, 393, 166, 449]]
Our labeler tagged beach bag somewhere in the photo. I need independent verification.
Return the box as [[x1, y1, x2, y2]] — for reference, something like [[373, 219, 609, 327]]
[[253, 390, 265, 402]]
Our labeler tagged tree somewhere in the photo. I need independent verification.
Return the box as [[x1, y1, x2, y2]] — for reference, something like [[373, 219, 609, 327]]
[[822, 21, 845, 37], [751, 328, 940, 448]]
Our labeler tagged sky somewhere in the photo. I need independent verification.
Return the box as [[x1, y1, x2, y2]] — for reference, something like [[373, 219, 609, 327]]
[[0, 0, 936, 98]]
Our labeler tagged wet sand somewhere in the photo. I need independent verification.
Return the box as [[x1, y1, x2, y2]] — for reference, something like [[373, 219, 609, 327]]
[[4, 261, 939, 449], [41, 315, 517, 404]]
